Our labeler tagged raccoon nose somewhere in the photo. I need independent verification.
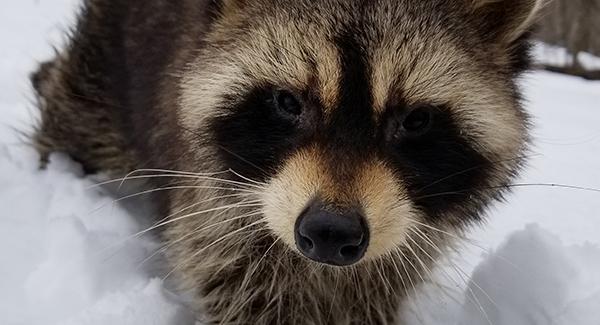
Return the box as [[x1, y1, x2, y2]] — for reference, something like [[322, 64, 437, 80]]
[[294, 205, 369, 266]]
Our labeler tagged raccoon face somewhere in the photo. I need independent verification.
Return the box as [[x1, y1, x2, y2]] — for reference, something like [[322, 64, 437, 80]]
[[180, 0, 540, 266]]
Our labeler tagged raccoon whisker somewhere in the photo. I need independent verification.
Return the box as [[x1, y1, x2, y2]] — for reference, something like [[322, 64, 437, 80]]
[[179, 126, 270, 176], [410, 227, 500, 323], [445, 257, 500, 312], [375, 258, 394, 295], [154, 178, 260, 197], [149, 192, 257, 229], [163, 219, 268, 280], [120, 193, 257, 254], [412, 220, 524, 275], [147, 201, 263, 232], [256, 249, 294, 323], [412, 191, 471, 201], [90, 187, 259, 240], [89, 172, 266, 191], [358, 260, 374, 290], [385, 250, 410, 300], [406, 231, 491, 324], [410, 220, 475, 243], [89, 173, 203, 189], [409, 228, 481, 299], [403, 234, 437, 285], [383, 258, 399, 297], [349, 267, 364, 312], [255, 281, 282, 324], [103, 184, 260, 207], [405, 233, 445, 285], [87, 168, 231, 189], [409, 220, 493, 255], [236, 236, 281, 295], [214, 143, 271, 176], [153, 172, 266, 190], [224, 231, 273, 265], [227, 168, 269, 187], [265, 246, 287, 297], [359, 267, 374, 314], [392, 248, 421, 300], [454, 266, 496, 325], [414, 182, 600, 203], [494, 182, 600, 193], [398, 244, 427, 287], [88, 183, 262, 218], [452, 263, 499, 320], [116, 167, 220, 190], [190, 175, 267, 189], [136, 210, 264, 269], [409, 228, 442, 253], [123, 167, 230, 178], [392, 247, 433, 324], [208, 231, 273, 288], [414, 153, 537, 195], [111, 200, 262, 251], [326, 271, 341, 324], [224, 237, 282, 323], [410, 227, 462, 269], [95, 194, 258, 256]]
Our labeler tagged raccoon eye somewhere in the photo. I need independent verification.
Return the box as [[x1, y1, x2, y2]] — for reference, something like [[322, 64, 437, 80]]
[[401, 105, 434, 136], [272, 89, 302, 119], [386, 104, 435, 142]]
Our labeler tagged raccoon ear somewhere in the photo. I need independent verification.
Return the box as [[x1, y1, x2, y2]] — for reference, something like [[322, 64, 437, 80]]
[[468, 0, 545, 45]]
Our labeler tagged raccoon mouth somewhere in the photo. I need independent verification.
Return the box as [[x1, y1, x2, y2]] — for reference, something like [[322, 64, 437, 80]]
[[294, 202, 370, 266]]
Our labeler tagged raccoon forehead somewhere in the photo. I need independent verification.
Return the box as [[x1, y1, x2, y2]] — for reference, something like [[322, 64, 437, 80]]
[[181, 0, 528, 159], [179, 23, 342, 121], [230, 25, 343, 111]]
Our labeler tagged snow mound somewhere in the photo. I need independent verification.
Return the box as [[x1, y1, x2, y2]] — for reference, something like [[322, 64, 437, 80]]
[[0, 148, 193, 325], [461, 225, 600, 325]]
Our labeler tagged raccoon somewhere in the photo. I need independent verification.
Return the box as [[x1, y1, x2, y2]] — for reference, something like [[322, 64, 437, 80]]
[[31, 0, 542, 323]]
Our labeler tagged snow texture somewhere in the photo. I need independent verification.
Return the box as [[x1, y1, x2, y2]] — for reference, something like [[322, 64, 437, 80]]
[[1, 1, 600, 324]]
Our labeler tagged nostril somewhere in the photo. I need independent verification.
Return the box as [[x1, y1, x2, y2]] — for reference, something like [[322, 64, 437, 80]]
[[339, 244, 361, 259], [297, 233, 314, 252], [339, 234, 366, 260]]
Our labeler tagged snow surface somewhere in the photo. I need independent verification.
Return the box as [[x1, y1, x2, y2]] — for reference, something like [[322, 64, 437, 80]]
[[1, 1, 600, 324]]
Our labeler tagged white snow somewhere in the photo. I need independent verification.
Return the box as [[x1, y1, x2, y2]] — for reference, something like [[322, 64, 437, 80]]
[[1, 1, 600, 325], [0, 149, 194, 325], [534, 42, 600, 71]]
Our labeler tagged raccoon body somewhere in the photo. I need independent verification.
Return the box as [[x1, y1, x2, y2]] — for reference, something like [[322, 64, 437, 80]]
[[32, 0, 541, 323]]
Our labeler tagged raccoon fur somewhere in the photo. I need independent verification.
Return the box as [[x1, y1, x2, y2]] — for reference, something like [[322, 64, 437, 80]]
[[31, 0, 543, 324]]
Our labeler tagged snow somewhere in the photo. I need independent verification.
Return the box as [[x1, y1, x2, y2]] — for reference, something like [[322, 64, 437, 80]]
[[1, 1, 599, 324], [0, 151, 194, 325], [461, 225, 600, 325], [534, 42, 600, 71]]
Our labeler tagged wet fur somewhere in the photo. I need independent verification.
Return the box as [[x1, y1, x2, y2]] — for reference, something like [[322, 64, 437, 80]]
[[32, 0, 541, 324]]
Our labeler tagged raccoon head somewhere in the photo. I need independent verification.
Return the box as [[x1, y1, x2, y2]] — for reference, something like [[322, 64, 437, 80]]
[[180, 0, 541, 267]]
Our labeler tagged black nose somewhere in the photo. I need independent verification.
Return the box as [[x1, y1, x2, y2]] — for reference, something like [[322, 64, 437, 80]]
[[294, 204, 369, 266]]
